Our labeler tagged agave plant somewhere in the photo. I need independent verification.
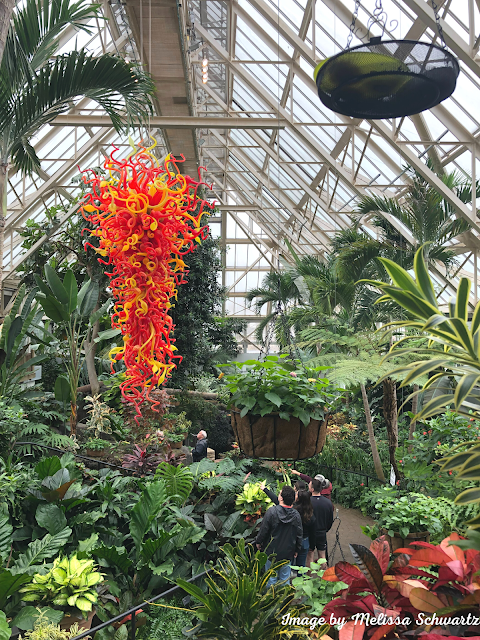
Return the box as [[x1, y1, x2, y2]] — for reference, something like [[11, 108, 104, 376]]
[[20, 555, 104, 615]]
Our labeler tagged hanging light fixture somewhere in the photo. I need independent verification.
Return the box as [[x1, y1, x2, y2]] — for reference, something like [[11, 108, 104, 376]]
[[314, 0, 459, 119], [202, 55, 209, 84]]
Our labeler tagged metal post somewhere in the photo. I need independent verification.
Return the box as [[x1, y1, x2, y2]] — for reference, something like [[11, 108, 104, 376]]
[[130, 614, 136, 640]]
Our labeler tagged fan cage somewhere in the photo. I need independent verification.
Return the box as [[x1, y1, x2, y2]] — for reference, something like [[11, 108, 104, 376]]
[[315, 39, 460, 119]]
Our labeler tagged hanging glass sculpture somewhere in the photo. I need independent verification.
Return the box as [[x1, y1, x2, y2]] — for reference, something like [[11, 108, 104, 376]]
[[314, 0, 459, 119], [82, 142, 210, 420]]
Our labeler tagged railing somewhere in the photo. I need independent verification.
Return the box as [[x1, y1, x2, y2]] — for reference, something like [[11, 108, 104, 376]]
[[302, 463, 387, 487], [70, 571, 208, 640], [14, 442, 135, 474]]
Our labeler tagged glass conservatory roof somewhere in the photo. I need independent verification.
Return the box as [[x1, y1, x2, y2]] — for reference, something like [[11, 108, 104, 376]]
[[5, 0, 480, 351]]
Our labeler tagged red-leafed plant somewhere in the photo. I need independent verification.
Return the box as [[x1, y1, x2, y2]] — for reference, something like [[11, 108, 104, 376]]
[[321, 534, 480, 639], [121, 444, 163, 474]]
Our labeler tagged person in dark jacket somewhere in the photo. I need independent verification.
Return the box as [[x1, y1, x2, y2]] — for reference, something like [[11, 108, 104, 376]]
[[260, 481, 315, 568], [291, 469, 333, 499], [308, 478, 334, 565], [255, 485, 302, 586], [191, 430, 208, 462]]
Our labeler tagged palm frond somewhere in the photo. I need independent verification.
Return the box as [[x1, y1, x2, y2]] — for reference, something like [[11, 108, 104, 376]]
[[12, 0, 101, 69], [5, 50, 154, 173]]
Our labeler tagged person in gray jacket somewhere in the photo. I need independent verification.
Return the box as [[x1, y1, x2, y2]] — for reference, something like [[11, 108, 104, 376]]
[[255, 485, 303, 586]]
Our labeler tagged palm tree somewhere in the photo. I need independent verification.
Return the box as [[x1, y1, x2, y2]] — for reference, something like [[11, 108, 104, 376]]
[[0, 0, 14, 69], [245, 271, 301, 344], [0, 0, 154, 292], [335, 164, 477, 284]]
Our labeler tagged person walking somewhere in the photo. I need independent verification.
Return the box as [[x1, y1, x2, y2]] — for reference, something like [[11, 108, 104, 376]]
[[191, 430, 208, 462], [307, 477, 334, 566], [255, 485, 302, 586], [259, 481, 315, 568]]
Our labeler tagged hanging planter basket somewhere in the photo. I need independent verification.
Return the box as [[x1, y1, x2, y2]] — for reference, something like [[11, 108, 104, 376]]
[[315, 39, 459, 119], [231, 409, 328, 460]]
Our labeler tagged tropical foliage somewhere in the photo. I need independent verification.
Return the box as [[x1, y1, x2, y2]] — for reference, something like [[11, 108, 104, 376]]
[[222, 354, 335, 425]]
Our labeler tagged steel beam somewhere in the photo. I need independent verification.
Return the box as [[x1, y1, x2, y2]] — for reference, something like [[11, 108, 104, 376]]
[[51, 115, 287, 129]]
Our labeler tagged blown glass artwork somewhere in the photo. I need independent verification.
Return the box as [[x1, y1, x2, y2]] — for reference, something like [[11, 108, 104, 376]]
[[82, 142, 210, 419]]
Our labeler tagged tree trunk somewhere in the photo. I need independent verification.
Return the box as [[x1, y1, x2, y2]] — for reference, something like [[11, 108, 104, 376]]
[[0, 163, 7, 315], [70, 401, 77, 436], [383, 377, 400, 481], [408, 384, 419, 453], [360, 383, 385, 482], [84, 320, 100, 396], [0, 0, 14, 71]]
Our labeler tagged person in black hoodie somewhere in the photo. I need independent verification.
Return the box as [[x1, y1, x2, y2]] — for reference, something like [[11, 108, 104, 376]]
[[260, 481, 315, 568], [255, 485, 302, 586]]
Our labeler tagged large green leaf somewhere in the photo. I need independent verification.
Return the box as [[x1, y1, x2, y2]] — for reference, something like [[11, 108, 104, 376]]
[[155, 463, 193, 504], [89, 298, 111, 326], [0, 510, 12, 564], [92, 546, 132, 575], [63, 270, 78, 313], [13, 527, 71, 572], [0, 610, 10, 640], [78, 280, 99, 317], [413, 246, 437, 307], [12, 606, 64, 631], [35, 456, 61, 479], [0, 570, 30, 609], [129, 481, 167, 550], [45, 264, 69, 305], [54, 375, 71, 403], [94, 328, 121, 343], [455, 278, 471, 322], [39, 296, 69, 323], [141, 532, 173, 565], [35, 503, 67, 535], [455, 487, 480, 505], [5, 316, 23, 359]]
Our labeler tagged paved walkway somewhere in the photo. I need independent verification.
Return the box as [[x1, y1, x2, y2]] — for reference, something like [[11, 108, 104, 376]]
[[326, 504, 375, 565]]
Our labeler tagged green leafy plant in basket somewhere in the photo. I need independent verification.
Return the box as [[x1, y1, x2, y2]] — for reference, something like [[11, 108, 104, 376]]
[[20, 554, 104, 616], [221, 354, 335, 425], [235, 482, 273, 524]]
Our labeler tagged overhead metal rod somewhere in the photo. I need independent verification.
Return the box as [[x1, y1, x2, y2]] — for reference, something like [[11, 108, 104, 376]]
[[51, 116, 287, 129]]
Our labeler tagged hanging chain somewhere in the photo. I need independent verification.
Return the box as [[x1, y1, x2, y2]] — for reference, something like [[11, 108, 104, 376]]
[[430, 0, 447, 49], [346, 0, 361, 49]]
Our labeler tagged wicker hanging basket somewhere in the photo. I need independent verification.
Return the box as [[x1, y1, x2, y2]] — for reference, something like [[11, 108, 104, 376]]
[[231, 410, 328, 460]]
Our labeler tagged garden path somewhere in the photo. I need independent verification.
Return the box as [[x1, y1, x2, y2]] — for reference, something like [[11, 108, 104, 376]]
[[327, 504, 375, 565]]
